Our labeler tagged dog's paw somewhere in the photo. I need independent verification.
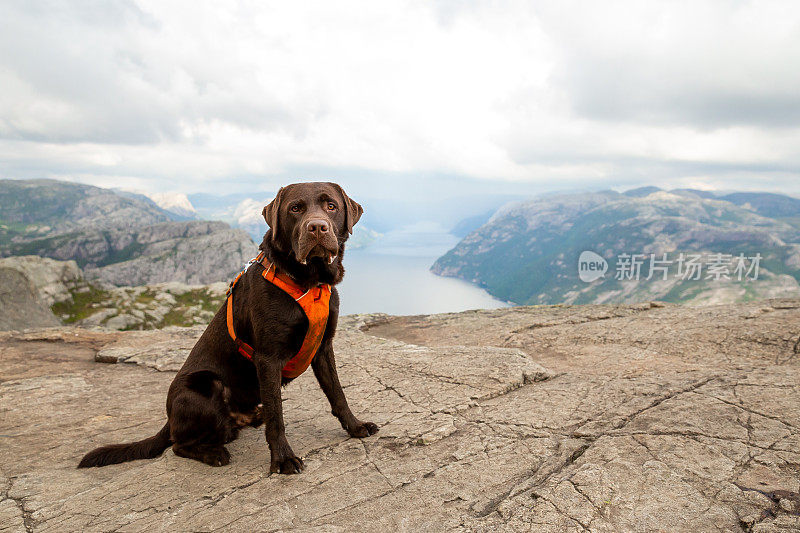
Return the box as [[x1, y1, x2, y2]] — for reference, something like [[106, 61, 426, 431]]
[[270, 453, 305, 475], [203, 446, 231, 467], [347, 421, 379, 438]]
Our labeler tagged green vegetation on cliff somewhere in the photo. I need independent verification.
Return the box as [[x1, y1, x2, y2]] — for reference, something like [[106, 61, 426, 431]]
[[433, 189, 800, 305]]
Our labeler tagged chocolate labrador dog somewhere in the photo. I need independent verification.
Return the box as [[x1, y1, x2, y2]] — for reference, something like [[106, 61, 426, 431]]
[[78, 182, 377, 474]]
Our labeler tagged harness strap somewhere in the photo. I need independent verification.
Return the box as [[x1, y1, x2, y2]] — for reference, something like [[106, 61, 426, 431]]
[[226, 253, 331, 379], [226, 253, 261, 360], [226, 277, 255, 359]]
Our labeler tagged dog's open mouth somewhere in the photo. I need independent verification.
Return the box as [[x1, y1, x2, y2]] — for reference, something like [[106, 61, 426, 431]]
[[298, 245, 337, 265]]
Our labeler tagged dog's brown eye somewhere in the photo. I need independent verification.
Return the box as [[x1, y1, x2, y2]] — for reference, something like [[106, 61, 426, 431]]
[[290, 204, 301, 213], [327, 202, 336, 211]]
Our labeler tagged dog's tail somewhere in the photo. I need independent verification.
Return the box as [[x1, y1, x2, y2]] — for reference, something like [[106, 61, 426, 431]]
[[78, 422, 171, 468]]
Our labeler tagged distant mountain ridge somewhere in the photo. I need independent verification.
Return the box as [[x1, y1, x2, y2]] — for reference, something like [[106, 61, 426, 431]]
[[115, 189, 198, 221], [0, 179, 255, 286], [1, 179, 171, 232], [145, 191, 198, 219], [432, 188, 800, 305], [189, 190, 380, 248]]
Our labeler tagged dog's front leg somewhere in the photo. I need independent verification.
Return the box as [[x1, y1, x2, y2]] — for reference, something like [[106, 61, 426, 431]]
[[253, 355, 304, 474], [312, 340, 379, 438]]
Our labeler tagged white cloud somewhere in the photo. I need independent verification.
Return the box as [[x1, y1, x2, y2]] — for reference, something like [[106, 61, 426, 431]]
[[0, 0, 799, 195]]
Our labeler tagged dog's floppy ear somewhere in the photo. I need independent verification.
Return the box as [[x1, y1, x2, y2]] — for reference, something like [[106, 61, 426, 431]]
[[330, 183, 362, 235], [263, 187, 284, 242]]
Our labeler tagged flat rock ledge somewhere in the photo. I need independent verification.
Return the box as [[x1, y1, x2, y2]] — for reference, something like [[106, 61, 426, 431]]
[[1, 300, 799, 532]]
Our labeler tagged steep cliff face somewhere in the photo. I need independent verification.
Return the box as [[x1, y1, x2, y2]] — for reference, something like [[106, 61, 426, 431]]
[[0, 180, 256, 286], [84, 221, 255, 286], [432, 190, 800, 305]]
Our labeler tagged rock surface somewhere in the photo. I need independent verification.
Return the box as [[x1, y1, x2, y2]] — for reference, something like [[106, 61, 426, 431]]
[[0, 268, 60, 331], [0, 256, 83, 306], [82, 221, 255, 287], [68, 282, 228, 331], [1, 301, 799, 531], [0, 256, 84, 332], [0, 255, 233, 331]]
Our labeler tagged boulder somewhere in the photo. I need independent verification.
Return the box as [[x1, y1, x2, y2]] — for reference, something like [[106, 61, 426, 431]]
[[0, 267, 60, 330], [0, 255, 82, 306]]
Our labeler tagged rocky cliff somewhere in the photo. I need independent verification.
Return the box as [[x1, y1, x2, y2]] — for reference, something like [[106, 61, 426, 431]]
[[0, 268, 60, 331], [0, 256, 85, 330], [1, 301, 798, 531], [79, 220, 255, 286], [433, 189, 800, 306], [0, 180, 257, 286], [0, 255, 83, 306], [0, 256, 229, 331], [0, 179, 170, 234]]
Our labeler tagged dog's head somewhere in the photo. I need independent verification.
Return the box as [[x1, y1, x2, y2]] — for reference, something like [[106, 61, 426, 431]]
[[261, 182, 362, 284]]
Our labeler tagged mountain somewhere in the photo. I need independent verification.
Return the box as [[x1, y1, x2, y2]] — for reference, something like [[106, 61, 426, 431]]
[[116, 189, 198, 220], [451, 209, 497, 238], [190, 192, 381, 248], [230, 197, 270, 242], [145, 192, 198, 219], [622, 187, 800, 221], [0, 179, 256, 286], [187, 193, 272, 242], [188, 191, 271, 225], [432, 189, 800, 305], [718, 191, 800, 220], [671, 188, 719, 200], [0, 179, 170, 233], [622, 186, 661, 197]]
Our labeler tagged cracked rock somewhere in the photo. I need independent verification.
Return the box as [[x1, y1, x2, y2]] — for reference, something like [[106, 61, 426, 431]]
[[1, 300, 799, 531]]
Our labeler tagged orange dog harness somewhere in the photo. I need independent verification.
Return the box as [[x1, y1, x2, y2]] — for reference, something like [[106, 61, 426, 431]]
[[226, 253, 331, 379]]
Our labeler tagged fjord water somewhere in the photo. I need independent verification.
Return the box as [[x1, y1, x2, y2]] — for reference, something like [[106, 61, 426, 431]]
[[337, 222, 509, 315]]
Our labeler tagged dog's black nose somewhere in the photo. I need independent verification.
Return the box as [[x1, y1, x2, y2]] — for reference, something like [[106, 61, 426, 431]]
[[307, 219, 329, 235]]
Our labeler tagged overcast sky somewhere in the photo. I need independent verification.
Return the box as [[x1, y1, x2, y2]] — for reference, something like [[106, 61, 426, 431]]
[[1, 0, 799, 199]]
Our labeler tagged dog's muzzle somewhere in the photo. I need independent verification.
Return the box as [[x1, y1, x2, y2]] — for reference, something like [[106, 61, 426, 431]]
[[295, 217, 339, 264]]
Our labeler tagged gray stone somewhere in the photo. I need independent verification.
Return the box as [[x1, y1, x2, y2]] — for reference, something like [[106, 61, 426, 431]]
[[0, 255, 82, 306], [158, 281, 193, 295], [93, 326, 205, 371], [80, 308, 118, 327], [779, 498, 796, 513], [144, 310, 165, 323], [1, 300, 799, 531], [154, 291, 177, 305], [103, 314, 140, 330], [0, 267, 60, 331]]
